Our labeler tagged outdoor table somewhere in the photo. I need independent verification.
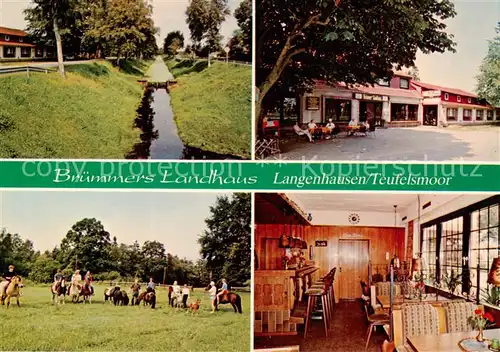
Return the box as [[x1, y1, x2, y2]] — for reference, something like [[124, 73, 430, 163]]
[[407, 328, 500, 352], [345, 125, 361, 136], [376, 295, 452, 309]]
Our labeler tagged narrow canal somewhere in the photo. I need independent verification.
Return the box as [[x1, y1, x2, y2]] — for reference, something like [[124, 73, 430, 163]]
[[127, 57, 241, 160], [127, 86, 241, 160]]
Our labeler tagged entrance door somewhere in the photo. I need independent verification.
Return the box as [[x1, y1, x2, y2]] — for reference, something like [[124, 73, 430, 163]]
[[338, 239, 369, 299], [423, 106, 438, 126]]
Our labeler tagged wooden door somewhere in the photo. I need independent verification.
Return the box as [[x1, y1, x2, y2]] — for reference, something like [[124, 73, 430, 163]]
[[338, 240, 369, 299]]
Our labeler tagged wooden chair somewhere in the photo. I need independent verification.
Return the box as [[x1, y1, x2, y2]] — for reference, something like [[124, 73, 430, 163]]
[[364, 300, 390, 350], [381, 340, 395, 352]]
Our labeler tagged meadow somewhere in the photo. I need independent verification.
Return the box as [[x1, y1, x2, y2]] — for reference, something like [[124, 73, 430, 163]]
[[0, 60, 149, 158], [166, 59, 252, 159], [0, 284, 250, 351]]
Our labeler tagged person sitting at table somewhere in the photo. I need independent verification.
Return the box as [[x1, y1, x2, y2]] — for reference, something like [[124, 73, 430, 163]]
[[293, 122, 314, 143], [325, 119, 336, 139], [308, 120, 318, 130], [348, 119, 356, 126], [307, 120, 322, 140]]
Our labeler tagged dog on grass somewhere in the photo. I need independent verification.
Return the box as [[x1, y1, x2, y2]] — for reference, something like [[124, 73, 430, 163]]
[[188, 299, 201, 313]]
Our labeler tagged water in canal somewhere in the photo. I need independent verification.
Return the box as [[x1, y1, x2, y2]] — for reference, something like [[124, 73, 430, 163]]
[[127, 87, 241, 160]]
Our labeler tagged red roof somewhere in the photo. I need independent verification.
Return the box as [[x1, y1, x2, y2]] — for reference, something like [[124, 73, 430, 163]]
[[412, 81, 477, 98], [0, 27, 29, 37], [0, 41, 35, 48]]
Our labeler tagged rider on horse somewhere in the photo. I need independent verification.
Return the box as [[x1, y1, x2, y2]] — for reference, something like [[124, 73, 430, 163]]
[[1, 265, 18, 297], [146, 277, 156, 293], [216, 278, 229, 304], [54, 269, 64, 283], [69, 269, 82, 295], [84, 271, 94, 295]]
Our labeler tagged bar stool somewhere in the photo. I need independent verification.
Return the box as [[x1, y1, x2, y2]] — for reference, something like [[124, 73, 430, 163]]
[[304, 286, 329, 338], [310, 281, 331, 328]]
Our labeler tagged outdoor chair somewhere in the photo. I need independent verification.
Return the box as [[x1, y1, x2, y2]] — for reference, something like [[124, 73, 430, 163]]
[[255, 138, 280, 159]]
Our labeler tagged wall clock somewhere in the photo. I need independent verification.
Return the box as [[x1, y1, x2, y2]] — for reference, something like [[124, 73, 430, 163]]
[[348, 213, 360, 224]]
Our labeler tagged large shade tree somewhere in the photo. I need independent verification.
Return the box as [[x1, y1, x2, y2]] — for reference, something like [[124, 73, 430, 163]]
[[256, 0, 457, 127], [198, 193, 251, 286], [476, 23, 500, 107], [24, 0, 78, 77]]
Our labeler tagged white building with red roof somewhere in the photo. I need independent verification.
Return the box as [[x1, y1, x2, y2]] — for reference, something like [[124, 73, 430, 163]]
[[411, 81, 496, 126], [299, 71, 497, 127], [0, 26, 54, 60]]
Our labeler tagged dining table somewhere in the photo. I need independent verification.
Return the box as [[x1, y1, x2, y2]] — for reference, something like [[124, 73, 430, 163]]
[[407, 328, 500, 352], [376, 294, 452, 309]]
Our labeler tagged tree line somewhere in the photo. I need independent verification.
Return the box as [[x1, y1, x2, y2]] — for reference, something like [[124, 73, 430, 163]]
[[163, 0, 251, 62], [0, 193, 250, 287], [24, 0, 158, 77]]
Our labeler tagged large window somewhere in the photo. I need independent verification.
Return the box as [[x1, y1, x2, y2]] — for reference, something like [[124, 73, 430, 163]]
[[391, 103, 418, 121], [476, 110, 483, 121], [463, 109, 472, 121], [400, 78, 409, 89], [440, 217, 464, 293], [324, 98, 351, 122], [487, 110, 494, 121], [421, 196, 500, 306], [422, 225, 437, 278], [469, 203, 499, 302], [447, 108, 458, 121]]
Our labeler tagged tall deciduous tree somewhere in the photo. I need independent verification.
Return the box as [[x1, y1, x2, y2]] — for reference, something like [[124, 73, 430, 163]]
[[163, 31, 185, 56], [476, 23, 500, 107], [198, 193, 251, 286], [204, 0, 230, 53], [96, 0, 156, 61], [256, 0, 457, 127], [186, 0, 209, 48], [233, 0, 251, 57], [59, 218, 112, 272], [24, 0, 77, 77]]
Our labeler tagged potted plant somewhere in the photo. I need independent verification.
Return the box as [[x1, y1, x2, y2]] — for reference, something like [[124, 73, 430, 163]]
[[441, 270, 461, 296], [467, 309, 495, 342]]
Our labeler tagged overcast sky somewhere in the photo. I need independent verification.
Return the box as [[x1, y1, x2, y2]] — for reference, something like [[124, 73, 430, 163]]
[[0, 0, 240, 45], [0, 191, 231, 261], [1, 0, 498, 91]]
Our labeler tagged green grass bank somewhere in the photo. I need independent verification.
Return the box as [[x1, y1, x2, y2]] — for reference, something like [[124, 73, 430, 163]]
[[0, 284, 250, 351], [0, 60, 150, 158], [166, 59, 251, 159]]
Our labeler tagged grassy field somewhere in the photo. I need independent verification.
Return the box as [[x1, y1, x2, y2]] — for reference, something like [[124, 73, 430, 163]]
[[166, 59, 251, 159], [0, 284, 250, 351], [0, 60, 150, 158]]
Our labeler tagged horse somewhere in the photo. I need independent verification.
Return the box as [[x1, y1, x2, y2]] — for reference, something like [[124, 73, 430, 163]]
[[205, 284, 242, 314], [0, 276, 23, 308], [51, 279, 67, 304], [111, 288, 129, 306], [78, 283, 93, 304], [104, 286, 120, 304], [136, 291, 156, 309]]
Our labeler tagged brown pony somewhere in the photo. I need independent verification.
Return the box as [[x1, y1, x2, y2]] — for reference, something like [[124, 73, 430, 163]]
[[78, 283, 93, 304], [136, 291, 156, 308], [205, 284, 242, 314], [1, 275, 23, 308]]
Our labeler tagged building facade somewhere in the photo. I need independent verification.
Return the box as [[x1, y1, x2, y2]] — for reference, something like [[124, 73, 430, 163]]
[[411, 81, 497, 126], [299, 72, 497, 127], [0, 27, 53, 60]]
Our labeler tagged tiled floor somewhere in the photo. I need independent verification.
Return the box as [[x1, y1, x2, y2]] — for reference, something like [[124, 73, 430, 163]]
[[266, 125, 500, 161], [254, 301, 388, 352]]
